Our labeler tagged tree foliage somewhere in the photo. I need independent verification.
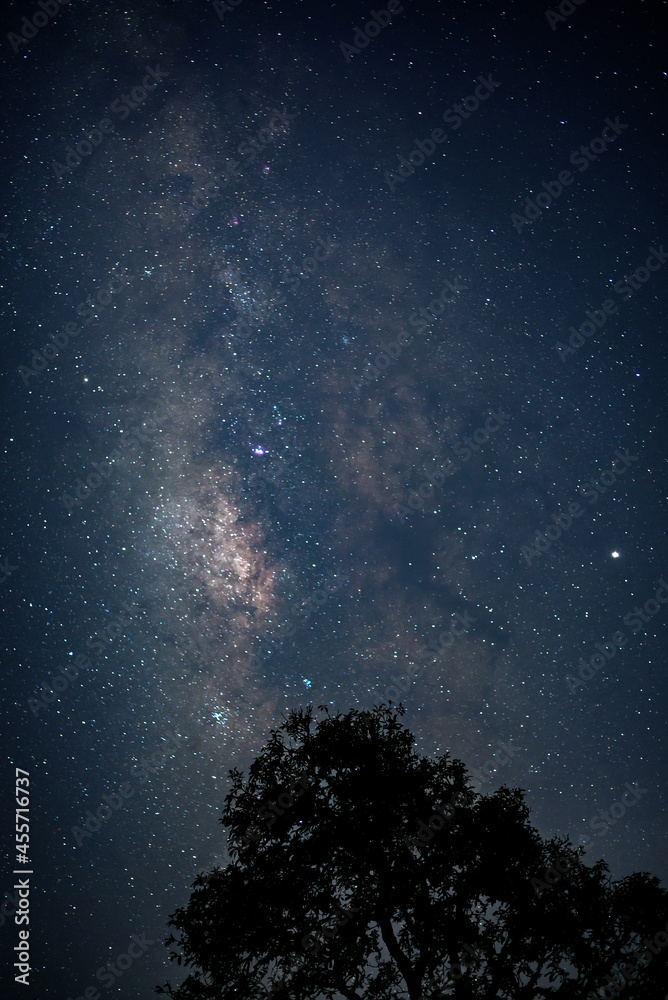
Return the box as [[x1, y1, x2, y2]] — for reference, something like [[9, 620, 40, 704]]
[[157, 704, 668, 999]]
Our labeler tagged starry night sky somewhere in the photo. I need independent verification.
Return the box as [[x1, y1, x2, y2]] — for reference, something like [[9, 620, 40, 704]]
[[1, 0, 667, 996]]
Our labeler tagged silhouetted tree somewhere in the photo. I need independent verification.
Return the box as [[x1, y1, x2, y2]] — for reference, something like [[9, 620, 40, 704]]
[[157, 704, 668, 1000]]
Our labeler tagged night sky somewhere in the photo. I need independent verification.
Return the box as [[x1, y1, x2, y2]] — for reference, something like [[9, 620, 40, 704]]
[[1, 0, 667, 996]]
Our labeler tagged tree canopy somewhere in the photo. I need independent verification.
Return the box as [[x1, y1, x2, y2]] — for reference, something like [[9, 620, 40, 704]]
[[157, 704, 668, 1000]]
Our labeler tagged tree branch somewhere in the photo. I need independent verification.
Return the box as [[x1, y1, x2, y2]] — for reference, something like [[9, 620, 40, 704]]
[[334, 979, 363, 1000], [378, 916, 421, 1000]]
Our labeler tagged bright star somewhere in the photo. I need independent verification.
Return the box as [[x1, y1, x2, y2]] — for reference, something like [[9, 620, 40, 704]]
[[611, 551, 620, 558]]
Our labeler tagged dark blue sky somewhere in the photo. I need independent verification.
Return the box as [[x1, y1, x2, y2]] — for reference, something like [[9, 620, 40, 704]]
[[1, 0, 667, 997]]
